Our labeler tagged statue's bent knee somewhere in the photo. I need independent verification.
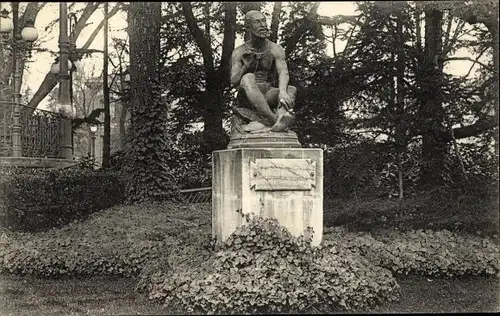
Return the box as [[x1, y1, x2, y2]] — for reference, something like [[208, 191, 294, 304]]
[[240, 73, 257, 88]]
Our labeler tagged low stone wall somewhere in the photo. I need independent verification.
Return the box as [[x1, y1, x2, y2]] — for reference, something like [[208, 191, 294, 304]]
[[0, 157, 77, 169]]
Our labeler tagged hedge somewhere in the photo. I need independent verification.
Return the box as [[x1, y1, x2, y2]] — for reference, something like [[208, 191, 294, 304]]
[[0, 167, 125, 232]]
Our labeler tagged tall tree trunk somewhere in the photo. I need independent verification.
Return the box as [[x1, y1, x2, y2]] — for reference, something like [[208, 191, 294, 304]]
[[128, 2, 162, 135], [395, 8, 406, 199], [492, 11, 499, 162], [202, 78, 227, 154], [419, 8, 447, 188], [200, 2, 225, 154], [269, 2, 282, 43], [127, 2, 176, 203], [102, 2, 111, 168], [117, 55, 128, 151]]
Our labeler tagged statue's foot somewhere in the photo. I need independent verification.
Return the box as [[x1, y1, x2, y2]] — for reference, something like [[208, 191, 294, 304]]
[[250, 126, 272, 134], [243, 121, 267, 132], [271, 110, 294, 132]]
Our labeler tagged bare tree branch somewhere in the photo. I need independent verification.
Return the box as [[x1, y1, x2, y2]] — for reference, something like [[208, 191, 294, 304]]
[[284, 1, 359, 57], [462, 45, 490, 78], [444, 116, 498, 141], [442, 19, 465, 56], [442, 12, 454, 52], [26, 3, 122, 111], [25, 72, 59, 110], [81, 3, 122, 51], [71, 2, 101, 39], [1, 2, 47, 89], [20, 2, 46, 26], [284, 2, 320, 56], [407, 116, 498, 141], [315, 14, 361, 26], [444, 56, 494, 71], [180, 2, 214, 73]]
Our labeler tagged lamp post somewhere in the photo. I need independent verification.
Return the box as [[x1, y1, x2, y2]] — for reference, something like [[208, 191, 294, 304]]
[[50, 57, 74, 108], [50, 57, 73, 75], [0, 9, 12, 102], [102, 1, 110, 168], [68, 12, 77, 110], [56, 3, 74, 160], [0, 5, 38, 157], [58, 2, 71, 113], [89, 123, 98, 161]]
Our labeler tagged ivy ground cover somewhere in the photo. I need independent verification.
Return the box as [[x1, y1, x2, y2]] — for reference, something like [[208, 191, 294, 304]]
[[0, 202, 498, 314]]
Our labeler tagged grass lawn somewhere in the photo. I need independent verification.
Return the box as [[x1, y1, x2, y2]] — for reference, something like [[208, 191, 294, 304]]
[[0, 274, 498, 315]]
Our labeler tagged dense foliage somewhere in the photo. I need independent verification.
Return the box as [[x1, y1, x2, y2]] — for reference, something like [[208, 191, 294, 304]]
[[139, 216, 399, 314], [153, 1, 497, 203], [108, 133, 211, 190], [324, 179, 498, 238], [0, 167, 124, 232]]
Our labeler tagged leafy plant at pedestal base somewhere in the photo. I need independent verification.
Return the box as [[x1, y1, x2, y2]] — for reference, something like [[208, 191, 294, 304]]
[[139, 216, 400, 314]]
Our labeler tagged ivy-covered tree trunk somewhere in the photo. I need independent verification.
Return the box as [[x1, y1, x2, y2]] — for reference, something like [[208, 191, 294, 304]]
[[419, 8, 448, 188], [126, 2, 178, 203]]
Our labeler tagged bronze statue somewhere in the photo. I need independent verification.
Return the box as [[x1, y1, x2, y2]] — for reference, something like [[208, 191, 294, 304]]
[[230, 10, 297, 135]]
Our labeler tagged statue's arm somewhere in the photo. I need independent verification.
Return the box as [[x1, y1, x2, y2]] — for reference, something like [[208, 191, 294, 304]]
[[230, 50, 248, 87], [274, 46, 290, 94]]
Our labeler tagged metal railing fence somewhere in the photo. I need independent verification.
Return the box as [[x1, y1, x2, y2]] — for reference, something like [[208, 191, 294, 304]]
[[0, 101, 63, 158]]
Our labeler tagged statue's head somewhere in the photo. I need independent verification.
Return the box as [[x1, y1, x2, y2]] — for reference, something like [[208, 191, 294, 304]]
[[245, 10, 269, 39]]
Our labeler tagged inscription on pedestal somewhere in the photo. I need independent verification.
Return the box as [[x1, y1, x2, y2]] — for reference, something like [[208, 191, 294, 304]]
[[250, 158, 316, 191]]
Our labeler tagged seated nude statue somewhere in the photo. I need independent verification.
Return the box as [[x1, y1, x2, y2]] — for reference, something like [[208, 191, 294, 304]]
[[230, 10, 296, 134]]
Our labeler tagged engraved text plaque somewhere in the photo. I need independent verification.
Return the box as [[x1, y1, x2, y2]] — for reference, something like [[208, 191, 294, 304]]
[[249, 158, 316, 191]]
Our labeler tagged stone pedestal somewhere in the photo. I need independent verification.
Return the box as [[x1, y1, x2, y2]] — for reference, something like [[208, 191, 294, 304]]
[[212, 148, 323, 246], [228, 130, 301, 149]]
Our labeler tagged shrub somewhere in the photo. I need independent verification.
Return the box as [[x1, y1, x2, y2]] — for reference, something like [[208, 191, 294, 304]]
[[324, 227, 500, 277], [109, 150, 127, 172], [0, 167, 125, 232], [0, 202, 211, 278], [140, 216, 400, 314], [76, 155, 98, 170], [324, 187, 499, 237]]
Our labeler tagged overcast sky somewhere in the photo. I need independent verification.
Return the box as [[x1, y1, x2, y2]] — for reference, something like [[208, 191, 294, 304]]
[[0, 2, 482, 110]]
